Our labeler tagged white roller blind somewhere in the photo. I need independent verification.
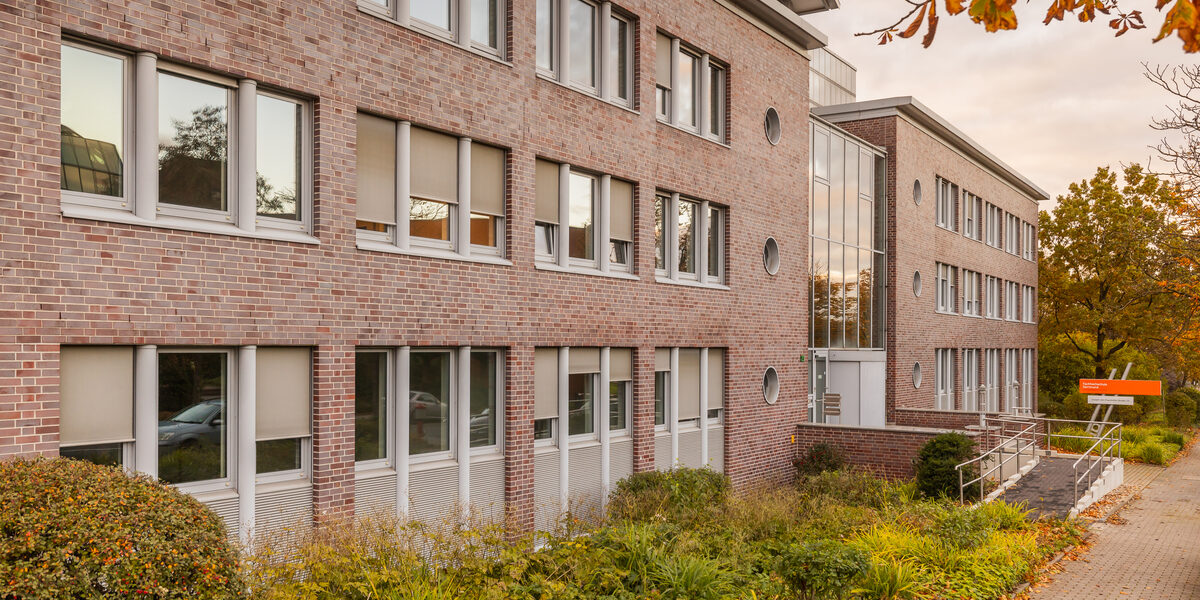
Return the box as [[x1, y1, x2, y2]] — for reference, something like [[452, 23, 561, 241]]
[[536, 159, 561, 224], [610, 348, 632, 381], [656, 33, 673, 87], [471, 143, 505, 217], [535, 348, 559, 419], [610, 179, 633, 243], [411, 127, 459, 203], [256, 347, 312, 441], [655, 348, 670, 372], [569, 348, 600, 374], [356, 113, 397, 224], [59, 346, 134, 446], [678, 349, 701, 420], [708, 349, 724, 409]]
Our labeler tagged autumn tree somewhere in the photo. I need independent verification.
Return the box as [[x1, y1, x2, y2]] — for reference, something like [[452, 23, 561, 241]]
[[864, 0, 1199, 52], [1039, 164, 1187, 380]]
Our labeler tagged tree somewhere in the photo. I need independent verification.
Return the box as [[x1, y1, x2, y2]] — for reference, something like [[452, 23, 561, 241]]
[[863, 0, 1198, 52], [1039, 164, 1186, 380]]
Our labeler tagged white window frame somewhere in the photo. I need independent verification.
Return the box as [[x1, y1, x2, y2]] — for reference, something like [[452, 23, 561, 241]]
[[1023, 221, 1037, 261], [358, 0, 507, 59], [534, 162, 634, 279], [707, 204, 726, 284], [962, 348, 979, 412], [537, 0, 634, 108], [1020, 349, 1034, 414], [609, 379, 631, 437], [59, 41, 316, 241], [984, 348, 1000, 412], [1005, 213, 1021, 255], [656, 190, 726, 288], [1023, 285, 1036, 323], [656, 32, 727, 143], [963, 190, 981, 241], [707, 62, 726, 140], [566, 371, 601, 444], [568, 171, 600, 269], [654, 369, 671, 432], [985, 276, 1000, 319], [936, 263, 955, 314], [985, 203, 1003, 249], [157, 348, 238, 495], [935, 348, 954, 410], [1005, 281, 1020, 322], [1005, 348, 1020, 413], [408, 348, 458, 464], [534, 417, 558, 447], [354, 348, 396, 472], [935, 177, 956, 231], [962, 270, 980, 317], [469, 349, 505, 456]]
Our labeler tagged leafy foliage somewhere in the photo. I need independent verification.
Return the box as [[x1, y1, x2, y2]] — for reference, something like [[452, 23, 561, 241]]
[[1165, 389, 1199, 426], [607, 467, 730, 525], [0, 457, 245, 600], [776, 540, 870, 600], [914, 433, 979, 500], [795, 442, 847, 477]]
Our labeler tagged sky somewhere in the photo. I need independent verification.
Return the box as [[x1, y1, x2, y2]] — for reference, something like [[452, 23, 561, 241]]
[[803, 1, 1190, 206]]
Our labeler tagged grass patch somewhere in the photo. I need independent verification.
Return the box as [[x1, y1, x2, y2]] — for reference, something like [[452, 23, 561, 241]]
[[245, 469, 1083, 600]]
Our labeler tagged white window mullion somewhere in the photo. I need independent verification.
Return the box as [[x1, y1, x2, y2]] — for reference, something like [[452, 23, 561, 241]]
[[457, 0, 472, 46], [133, 345, 158, 477], [557, 346, 569, 512], [599, 347, 611, 507], [598, 174, 611, 272], [395, 121, 411, 250], [669, 38, 680, 127], [557, 163, 571, 268], [456, 346, 471, 518], [237, 79, 257, 233], [669, 347, 679, 464], [134, 52, 158, 221], [396, 347, 411, 517], [457, 137, 472, 257], [236, 346, 256, 544], [698, 54, 711, 138], [396, 0, 412, 25], [699, 347, 708, 465]]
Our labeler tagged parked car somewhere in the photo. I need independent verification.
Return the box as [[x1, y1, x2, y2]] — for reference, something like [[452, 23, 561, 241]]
[[158, 400, 224, 450]]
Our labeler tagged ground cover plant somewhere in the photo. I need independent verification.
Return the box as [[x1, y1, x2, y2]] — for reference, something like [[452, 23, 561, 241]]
[[1047, 424, 1193, 465], [245, 468, 1083, 600]]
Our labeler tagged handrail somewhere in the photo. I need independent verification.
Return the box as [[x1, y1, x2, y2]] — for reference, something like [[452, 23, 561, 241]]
[[1071, 422, 1121, 507], [956, 419, 1039, 503]]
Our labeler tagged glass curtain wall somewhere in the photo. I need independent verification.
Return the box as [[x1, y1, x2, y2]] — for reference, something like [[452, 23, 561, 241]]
[[810, 121, 885, 352]]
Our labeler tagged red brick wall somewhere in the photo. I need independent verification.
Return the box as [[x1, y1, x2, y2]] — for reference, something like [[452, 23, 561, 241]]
[[794, 422, 975, 480], [0, 1, 812, 525]]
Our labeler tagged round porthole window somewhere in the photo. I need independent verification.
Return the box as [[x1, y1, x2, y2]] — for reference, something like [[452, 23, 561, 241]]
[[763, 367, 780, 405], [913, 363, 923, 389], [763, 237, 781, 275], [764, 107, 782, 145], [913, 179, 923, 205], [913, 270, 922, 297]]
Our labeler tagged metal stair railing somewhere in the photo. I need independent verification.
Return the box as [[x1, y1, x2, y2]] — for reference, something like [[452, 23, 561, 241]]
[[956, 418, 1039, 503], [1073, 422, 1122, 508]]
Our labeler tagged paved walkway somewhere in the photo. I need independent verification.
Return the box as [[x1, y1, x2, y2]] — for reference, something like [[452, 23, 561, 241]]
[[998, 457, 1078, 519], [1030, 449, 1200, 599]]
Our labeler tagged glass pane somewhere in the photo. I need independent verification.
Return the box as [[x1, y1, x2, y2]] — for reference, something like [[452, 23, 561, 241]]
[[677, 200, 696, 274], [410, 352, 451, 455], [471, 0, 499, 48], [158, 72, 229, 212], [470, 213, 498, 247], [568, 0, 596, 88], [354, 351, 387, 462], [654, 371, 667, 425], [410, 197, 451, 241], [858, 199, 872, 251], [829, 135, 844, 242], [568, 373, 595, 435], [813, 240, 829, 348], [61, 443, 123, 467], [814, 129, 829, 180], [61, 46, 124, 198], [536, 0, 554, 70], [158, 353, 227, 485], [656, 86, 669, 118], [535, 222, 555, 255], [469, 351, 497, 448], [843, 250, 859, 349], [568, 173, 594, 260], [412, 0, 452, 30], [257, 438, 302, 473], [655, 197, 667, 270], [829, 244, 844, 348], [534, 418, 553, 440], [609, 17, 629, 100], [707, 207, 721, 278], [610, 240, 629, 265], [813, 181, 829, 239], [709, 66, 722, 137], [872, 252, 886, 347], [609, 382, 627, 430], [256, 94, 302, 220], [678, 52, 696, 127], [859, 249, 872, 348], [844, 144, 858, 247]]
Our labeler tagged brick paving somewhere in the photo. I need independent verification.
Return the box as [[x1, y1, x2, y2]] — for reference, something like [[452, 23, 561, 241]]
[[1030, 449, 1200, 599]]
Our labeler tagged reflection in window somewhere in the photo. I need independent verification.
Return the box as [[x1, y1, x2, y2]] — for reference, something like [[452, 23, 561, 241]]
[[410, 197, 452, 242], [677, 51, 697, 127], [534, 418, 554, 440], [471, 0, 500, 49], [412, 0, 452, 30], [655, 196, 667, 271], [60, 443, 123, 467], [568, 0, 596, 88], [536, 0, 555, 71], [469, 351, 497, 448], [257, 438, 302, 473], [60, 45, 124, 198], [609, 381, 628, 430], [158, 72, 229, 212], [157, 352, 227, 485], [568, 173, 595, 260], [410, 352, 451, 455], [354, 351, 388, 462], [812, 240, 829, 348], [608, 17, 630, 102], [567, 373, 595, 436], [654, 371, 668, 426], [470, 213, 498, 247], [609, 240, 630, 266], [535, 222, 555, 256], [708, 206, 722, 279], [256, 94, 302, 220], [677, 200, 696, 274]]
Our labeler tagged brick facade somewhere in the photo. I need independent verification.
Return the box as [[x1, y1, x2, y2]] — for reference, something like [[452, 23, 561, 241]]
[[0, 1, 817, 527], [794, 422, 977, 480]]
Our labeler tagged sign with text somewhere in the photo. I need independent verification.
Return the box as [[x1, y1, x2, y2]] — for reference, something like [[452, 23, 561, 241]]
[[1078, 379, 1162, 396], [1087, 395, 1135, 406]]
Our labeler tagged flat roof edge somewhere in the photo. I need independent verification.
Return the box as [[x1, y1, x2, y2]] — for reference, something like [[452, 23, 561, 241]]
[[726, 0, 829, 49], [813, 97, 1051, 201]]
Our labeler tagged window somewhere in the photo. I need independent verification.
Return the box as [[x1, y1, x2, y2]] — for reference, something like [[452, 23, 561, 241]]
[[356, 114, 506, 260], [1023, 285, 1036, 323], [1005, 348, 1020, 413], [962, 270, 981, 317], [537, 0, 635, 106], [254, 348, 313, 480], [962, 348, 979, 411], [984, 349, 1000, 412], [157, 351, 229, 487], [355, 351, 390, 464], [360, 0, 505, 56], [535, 158, 634, 275], [935, 177, 957, 231], [656, 32, 727, 142], [1005, 213, 1021, 255], [935, 349, 955, 410], [936, 263, 956, 313], [963, 191, 982, 241], [985, 203, 1003, 249], [60, 42, 313, 238], [1005, 281, 1020, 322], [567, 372, 597, 436], [610, 348, 632, 433], [656, 191, 726, 286], [984, 276, 1001, 319], [58, 346, 134, 469], [1020, 349, 1034, 414], [654, 370, 668, 427], [410, 351, 453, 457], [470, 351, 499, 448], [1022, 221, 1037, 261]]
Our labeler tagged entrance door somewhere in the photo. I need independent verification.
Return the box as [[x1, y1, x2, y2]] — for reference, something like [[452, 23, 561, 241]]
[[810, 351, 827, 423], [828, 361, 860, 426]]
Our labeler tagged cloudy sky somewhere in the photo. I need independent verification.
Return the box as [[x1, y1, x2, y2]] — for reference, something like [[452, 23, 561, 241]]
[[803, 1, 1189, 205]]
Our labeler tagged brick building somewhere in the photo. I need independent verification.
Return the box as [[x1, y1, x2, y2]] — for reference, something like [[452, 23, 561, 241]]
[[0, 0, 1043, 541]]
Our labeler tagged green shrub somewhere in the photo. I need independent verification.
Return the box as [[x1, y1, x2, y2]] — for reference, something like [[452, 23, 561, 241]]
[[0, 457, 245, 600], [1122, 427, 1149, 445], [927, 506, 992, 550], [1165, 391, 1198, 428], [1140, 443, 1167, 465], [973, 501, 1031, 532], [1163, 430, 1187, 447], [852, 558, 923, 600], [608, 467, 730, 524], [776, 539, 869, 600], [649, 555, 732, 600], [795, 442, 846, 477], [799, 469, 894, 507], [914, 434, 978, 500]]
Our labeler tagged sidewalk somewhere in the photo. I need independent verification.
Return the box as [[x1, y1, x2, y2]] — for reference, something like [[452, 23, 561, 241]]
[[1029, 449, 1200, 599]]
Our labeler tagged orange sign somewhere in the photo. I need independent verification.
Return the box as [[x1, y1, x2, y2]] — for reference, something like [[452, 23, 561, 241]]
[[1078, 379, 1162, 396]]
